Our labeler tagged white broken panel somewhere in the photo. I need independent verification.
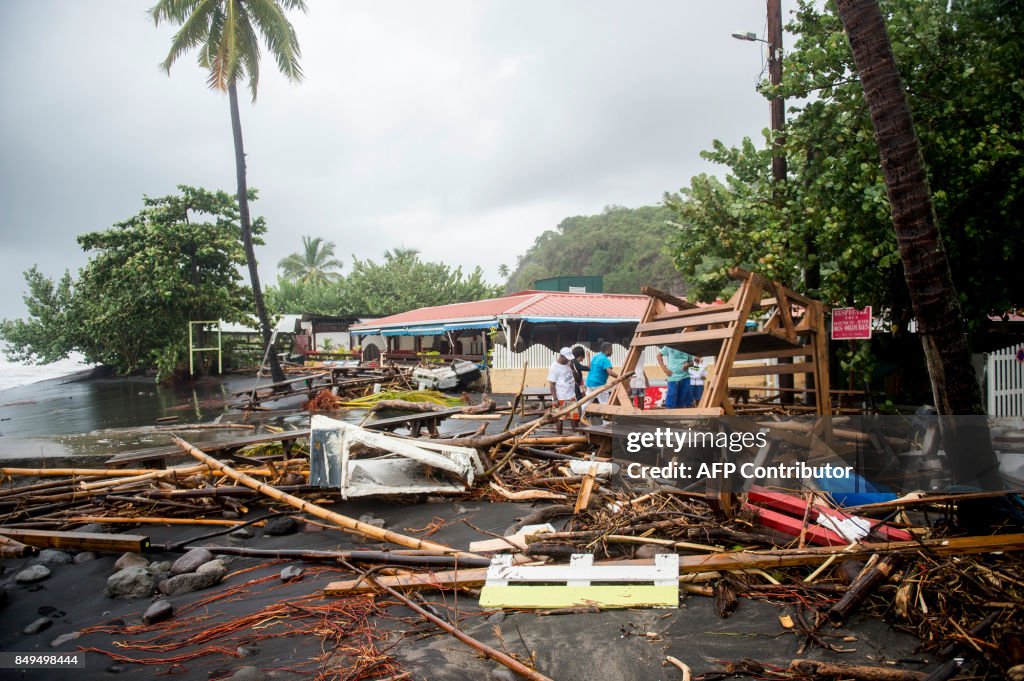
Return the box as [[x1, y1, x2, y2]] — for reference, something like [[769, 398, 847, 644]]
[[310, 415, 483, 499]]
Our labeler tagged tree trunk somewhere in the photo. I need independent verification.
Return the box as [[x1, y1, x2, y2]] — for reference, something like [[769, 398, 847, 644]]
[[836, 0, 1000, 489], [228, 82, 286, 384]]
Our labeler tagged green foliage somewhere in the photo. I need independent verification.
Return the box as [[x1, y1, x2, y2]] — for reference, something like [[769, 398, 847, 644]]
[[342, 249, 501, 316], [506, 205, 686, 294], [266, 248, 501, 317], [278, 235, 343, 285], [666, 0, 1024, 327], [150, 0, 306, 100], [0, 186, 259, 380]]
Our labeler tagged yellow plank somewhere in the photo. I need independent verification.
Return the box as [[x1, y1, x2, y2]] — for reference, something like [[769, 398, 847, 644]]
[[479, 584, 678, 609]]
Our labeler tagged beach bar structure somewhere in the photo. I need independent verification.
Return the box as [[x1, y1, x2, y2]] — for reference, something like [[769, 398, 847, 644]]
[[349, 291, 667, 392]]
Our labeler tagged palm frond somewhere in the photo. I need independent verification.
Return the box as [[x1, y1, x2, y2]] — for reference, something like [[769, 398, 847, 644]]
[[248, 0, 304, 83], [156, 0, 217, 73]]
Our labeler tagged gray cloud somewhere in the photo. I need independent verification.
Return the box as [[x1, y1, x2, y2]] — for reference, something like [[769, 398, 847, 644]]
[[0, 0, 793, 319]]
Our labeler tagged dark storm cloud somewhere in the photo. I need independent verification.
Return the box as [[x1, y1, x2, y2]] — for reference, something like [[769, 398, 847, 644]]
[[0, 0, 792, 319]]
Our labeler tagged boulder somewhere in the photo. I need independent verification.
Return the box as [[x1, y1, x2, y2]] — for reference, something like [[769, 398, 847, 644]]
[[157, 561, 225, 597], [114, 553, 149, 571], [170, 548, 213, 576], [106, 566, 156, 599], [229, 666, 267, 681], [230, 527, 254, 540], [50, 631, 82, 647], [15, 565, 51, 584]]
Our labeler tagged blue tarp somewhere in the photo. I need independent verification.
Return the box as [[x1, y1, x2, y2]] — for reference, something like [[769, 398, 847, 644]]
[[443, 321, 499, 331], [379, 326, 446, 337]]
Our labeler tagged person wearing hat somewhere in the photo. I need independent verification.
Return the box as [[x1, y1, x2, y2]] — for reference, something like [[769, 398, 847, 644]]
[[548, 347, 579, 434]]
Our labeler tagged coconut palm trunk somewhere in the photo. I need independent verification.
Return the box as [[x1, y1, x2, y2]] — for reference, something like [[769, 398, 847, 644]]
[[229, 82, 285, 384], [836, 0, 999, 489]]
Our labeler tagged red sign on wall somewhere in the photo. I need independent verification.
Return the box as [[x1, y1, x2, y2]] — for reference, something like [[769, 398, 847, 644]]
[[831, 307, 873, 340]]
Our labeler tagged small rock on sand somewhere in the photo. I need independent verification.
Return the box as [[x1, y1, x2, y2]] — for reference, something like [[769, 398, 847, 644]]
[[170, 548, 213, 575], [36, 549, 72, 565], [50, 631, 82, 647], [158, 560, 227, 596], [263, 516, 298, 536], [73, 552, 97, 564], [114, 553, 149, 571], [229, 665, 267, 681], [280, 566, 303, 582], [358, 514, 386, 528], [23, 617, 52, 635], [15, 565, 51, 584], [230, 527, 254, 540], [142, 599, 173, 625], [106, 566, 156, 599]]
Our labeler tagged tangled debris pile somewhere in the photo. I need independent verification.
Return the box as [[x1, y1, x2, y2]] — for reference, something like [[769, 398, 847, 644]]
[[2, 372, 1024, 681]]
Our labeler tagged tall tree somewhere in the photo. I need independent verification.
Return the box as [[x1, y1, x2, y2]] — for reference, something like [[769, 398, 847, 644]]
[[835, 0, 999, 488], [278, 235, 343, 285], [150, 0, 307, 384]]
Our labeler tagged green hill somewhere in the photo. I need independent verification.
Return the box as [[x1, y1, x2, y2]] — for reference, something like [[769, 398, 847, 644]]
[[506, 205, 686, 295]]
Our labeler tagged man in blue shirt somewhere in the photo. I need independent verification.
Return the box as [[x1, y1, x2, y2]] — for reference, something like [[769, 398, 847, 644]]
[[657, 346, 693, 409], [585, 342, 619, 404]]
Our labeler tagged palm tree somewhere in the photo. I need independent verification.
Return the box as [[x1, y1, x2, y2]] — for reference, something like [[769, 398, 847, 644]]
[[278, 235, 343, 285], [384, 247, 420, 262], [497, 264, 510, 278], [836, 0, 999, 489], [150, 0, 307, 384]]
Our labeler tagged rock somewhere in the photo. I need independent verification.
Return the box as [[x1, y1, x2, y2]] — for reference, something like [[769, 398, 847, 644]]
[[23, 617, 52, 635], [142, 599, 173, 625], [636, 545, 660, 559], [263, 516, 297, 536], [75, 523, 107, 534], [486, 611, 505, 624], [229, 666, 267, 681], [229, 527, 254, 540], [170, 548, 213, 576], [106, 566, 156, 599], [1008, 664, 1024, 681], [221, 510, 240, 520], [36, 549, 72, 565], [280, 566, 303, 582], [114, 552, 149, 571], [73, 552, 97, 564], [50, 631, 81, 647], [236, 643, 259, 658], [107, 664, 124, 673], [157, 561, 225, 597], [358, 514, 386, 528], [15, 565, 51, 584], [149, 561, 172, 574]]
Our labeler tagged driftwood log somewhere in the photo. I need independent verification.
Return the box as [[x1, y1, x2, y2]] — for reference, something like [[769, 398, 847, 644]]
[[790, 660, 926, 681]]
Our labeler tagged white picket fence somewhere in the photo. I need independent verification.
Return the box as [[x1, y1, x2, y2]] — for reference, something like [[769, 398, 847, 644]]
[[987, 343, 1024, 416], [491, 342, 661, 370]]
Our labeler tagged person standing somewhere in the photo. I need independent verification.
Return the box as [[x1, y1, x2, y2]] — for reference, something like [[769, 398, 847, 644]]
[[657, 346, 693, 408], [547, 347, 579, 434], [630, 368, 650, 409], [585, 342, 619, 404], [569, 346, 589, 401], [686, 357, 708, 407]]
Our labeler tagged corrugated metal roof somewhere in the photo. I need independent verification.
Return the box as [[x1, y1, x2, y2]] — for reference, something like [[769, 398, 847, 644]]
[[350, 291, 652, 332]]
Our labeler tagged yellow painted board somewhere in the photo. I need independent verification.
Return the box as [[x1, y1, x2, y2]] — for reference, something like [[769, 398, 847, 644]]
[[479, 584, 678, 609]]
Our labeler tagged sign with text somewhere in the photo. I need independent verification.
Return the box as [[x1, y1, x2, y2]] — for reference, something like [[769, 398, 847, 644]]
[[831, 306, 873, 340]]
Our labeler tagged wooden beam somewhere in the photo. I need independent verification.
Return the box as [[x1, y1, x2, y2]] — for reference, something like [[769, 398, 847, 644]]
[[632, 327, 734, 347], [640, 285, 695, 310], [700, 275, 762, 410], [650, 303, 735, 322], [0, 528, 150, 554], [585, 404, 724, 417], [734, 346, 811, 361], [325, 533, 1024, 595], [635, 310, 741, 333], [729, 362, 816, 377]]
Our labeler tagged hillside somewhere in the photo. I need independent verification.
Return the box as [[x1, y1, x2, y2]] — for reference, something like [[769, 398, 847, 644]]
[[505, 205, 686, 295]]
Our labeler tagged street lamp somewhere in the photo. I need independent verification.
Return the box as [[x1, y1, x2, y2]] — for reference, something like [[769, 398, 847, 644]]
[[730, 31, 762, 43]]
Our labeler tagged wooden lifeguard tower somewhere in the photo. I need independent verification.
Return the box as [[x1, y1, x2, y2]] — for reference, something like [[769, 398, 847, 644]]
[[587, 268, 831, 418]]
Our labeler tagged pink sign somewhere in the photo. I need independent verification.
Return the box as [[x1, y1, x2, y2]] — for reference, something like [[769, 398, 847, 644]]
[[832, 306, 873, 340]]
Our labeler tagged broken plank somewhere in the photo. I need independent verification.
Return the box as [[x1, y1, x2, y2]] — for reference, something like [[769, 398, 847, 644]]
[[0, 528, 150, 553]]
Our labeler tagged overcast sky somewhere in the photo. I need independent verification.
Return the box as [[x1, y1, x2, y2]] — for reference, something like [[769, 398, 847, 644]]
[[0, 0, 796, 320]]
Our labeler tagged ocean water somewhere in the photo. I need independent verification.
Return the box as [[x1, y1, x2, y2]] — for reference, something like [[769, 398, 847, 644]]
[[0, 350, 94, 392]]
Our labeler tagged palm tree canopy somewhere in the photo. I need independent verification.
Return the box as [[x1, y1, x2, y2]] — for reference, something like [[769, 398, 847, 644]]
[[150, 0, 306, 101], [279, 235, 343, 284]]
